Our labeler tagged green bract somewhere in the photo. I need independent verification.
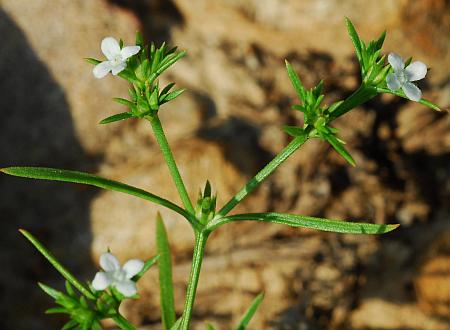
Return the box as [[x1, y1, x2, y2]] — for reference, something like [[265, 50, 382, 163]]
[[2, 18, 443, 330]]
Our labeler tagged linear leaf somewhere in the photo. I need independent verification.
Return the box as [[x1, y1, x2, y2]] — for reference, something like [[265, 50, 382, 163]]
[[376, 87, 442, 111], [235, 292, 264, 330], [170, 318, 182, 330], [156, 214, 176, 330], [206, 324, 216, 330], [285, 60, 306, 101], [99, 112, 134, 125], [322, 132, 356, 166], [21, 231, 95, 299], [134, 255, 160, 281], [206, 213, 399, 234], [160, 88, 185, 104], [345, 17, 363, 65], [1, 167, 194, 223]]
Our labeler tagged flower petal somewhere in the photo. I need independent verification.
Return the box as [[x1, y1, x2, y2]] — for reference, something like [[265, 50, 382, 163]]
[[388, 53, 405, 72], [93, 61, 113, 79], [405, 61, 427, 82], [123, 259, 144, 279], [92, 272, 111, 291], [386, 73, 401, 91], [101, 37, 121, 60], [111, 62, 126, 75], [100, 252, 121, 271], [115, 280, 137, 297], [121, 46, 141, 60], [402, 82, 422, 102]]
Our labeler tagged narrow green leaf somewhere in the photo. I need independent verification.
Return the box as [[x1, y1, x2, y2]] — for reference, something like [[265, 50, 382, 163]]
[[321, 131, 356, 166], [85, 58, 101, 65], [206, 324, 216, 330], [134, 255, 160, 281], [1, 167, 195, 223], [65, 281, 76, 298], [285, 60, 306, 101], [206, 212, 400, 234], [376, 87, 442, 111], [235, 292, 264, 330], [45, 307, 68, 314], [156, 214, 176, 330], [170, 318, 182, 330], [23, 237, 95, 300], [375, 30, 387, 50], [38, 282, 64, 300], [160, 82, 176, 97], [62, 320, 79, 330], [149, 50, 186, 85], [283, 126, 306, 138], [345, 17, 362, 64], [160, 89, 185, 104], [99, 112, 134, 125], [135, 31, 144, 47], [113, 98, 136, 107]]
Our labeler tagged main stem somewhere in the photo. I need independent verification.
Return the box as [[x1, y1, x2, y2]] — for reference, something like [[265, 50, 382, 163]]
[[180, 231, 209, 330], [150, 116, 195, 214], [112, 314, 137, 330], [217, 135, 308, 217]]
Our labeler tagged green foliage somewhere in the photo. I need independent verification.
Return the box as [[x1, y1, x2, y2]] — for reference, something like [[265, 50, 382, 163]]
[[206, 213, 399, 234], [235, 293, 264, 330], [1, 167, 196, 225], [156, 214, 177, 330]]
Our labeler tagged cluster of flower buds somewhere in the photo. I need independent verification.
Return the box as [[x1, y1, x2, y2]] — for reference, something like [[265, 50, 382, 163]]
[[195, 181, 217, 225]]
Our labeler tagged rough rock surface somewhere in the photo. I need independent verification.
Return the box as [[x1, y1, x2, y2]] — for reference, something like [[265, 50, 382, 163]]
[[0, 0, 449, 329]]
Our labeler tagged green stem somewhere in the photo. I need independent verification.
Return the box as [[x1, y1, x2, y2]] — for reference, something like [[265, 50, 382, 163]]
[[217, 135, 308, 217], [150, 115, 195, 214], [112, 314, 137, 330], [180, 231, 209, 330], [329, 84, 378, 120]]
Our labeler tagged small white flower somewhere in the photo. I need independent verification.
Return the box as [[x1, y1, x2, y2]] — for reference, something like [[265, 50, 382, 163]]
[[386, 53, 427, 102], [92, 252, 144, 297], [93, 37, 140, 79]]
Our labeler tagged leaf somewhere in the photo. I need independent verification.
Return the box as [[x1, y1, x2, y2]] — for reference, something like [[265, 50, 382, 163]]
[[160, 88, 185, 104], [374, 30, 386, 50], [38, 282, 65, 300], [135, 31, 144, 47], [321, 130, 356, 166], [134, 255, 160, 281], [376, 87, 442, 112], [235, 293, 264, 330], [45, 307, 68, 314], [283, 126, 306, 138], [285, 60, 306, 101], [99, 112, 134, 125], [160, 82, 176, 97], [25, 239, 95, 300], [345, 17, 362, 65], [170, 318, 182, 330], [65, 281, 76, 298], [156, 214, 176, 330], [149, 50, 187, 85], [206, 324, 216, 330], [206, 212, 400, 234], [62, 320, 79, 330], [1, 167, 194, 223], [84, 58, 101, 65]]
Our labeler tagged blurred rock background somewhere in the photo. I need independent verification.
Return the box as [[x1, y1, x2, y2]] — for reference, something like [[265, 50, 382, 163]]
[[0, 0, 449, 329]]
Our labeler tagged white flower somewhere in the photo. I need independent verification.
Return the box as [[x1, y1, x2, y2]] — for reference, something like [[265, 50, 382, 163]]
[[386, 53, 427, 102], [92, 252, 144, 297], [93, 37, 140, 79]]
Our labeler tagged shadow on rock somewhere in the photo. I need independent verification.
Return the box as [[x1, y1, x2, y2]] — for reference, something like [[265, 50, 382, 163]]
[[0, 9, 97, 330]]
